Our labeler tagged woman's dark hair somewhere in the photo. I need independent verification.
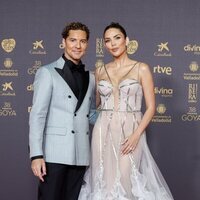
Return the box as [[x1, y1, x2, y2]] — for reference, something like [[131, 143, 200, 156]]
[[62, 22, 90, 40], [103, 22, 127, 38]]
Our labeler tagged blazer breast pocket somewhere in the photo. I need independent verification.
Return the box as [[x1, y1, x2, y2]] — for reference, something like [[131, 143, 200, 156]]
[[45, 126, 68, 136]]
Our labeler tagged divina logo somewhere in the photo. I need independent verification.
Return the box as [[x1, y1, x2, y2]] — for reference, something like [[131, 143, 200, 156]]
[[154, 87, 173, 97], [184, 44, 200, 55]]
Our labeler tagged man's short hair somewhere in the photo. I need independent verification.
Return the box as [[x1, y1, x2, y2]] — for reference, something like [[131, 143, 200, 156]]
[[62, 22, 90, 40]]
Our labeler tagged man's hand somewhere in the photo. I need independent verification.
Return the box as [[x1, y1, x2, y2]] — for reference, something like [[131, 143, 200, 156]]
[[31, 158, 46, 182]]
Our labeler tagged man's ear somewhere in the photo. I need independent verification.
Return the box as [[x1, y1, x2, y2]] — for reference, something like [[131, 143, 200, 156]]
[[61, 38, 66, 48], [126, 37, 130, 46]]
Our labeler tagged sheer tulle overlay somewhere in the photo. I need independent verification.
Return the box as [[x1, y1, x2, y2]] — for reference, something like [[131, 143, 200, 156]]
[[79, 79, 174, 200]]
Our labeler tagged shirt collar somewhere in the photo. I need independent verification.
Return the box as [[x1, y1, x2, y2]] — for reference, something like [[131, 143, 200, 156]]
[[62, 54, 85, 73]]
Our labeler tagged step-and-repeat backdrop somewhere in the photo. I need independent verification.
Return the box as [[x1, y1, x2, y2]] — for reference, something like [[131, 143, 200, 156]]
[[0, 0, 199, 199]]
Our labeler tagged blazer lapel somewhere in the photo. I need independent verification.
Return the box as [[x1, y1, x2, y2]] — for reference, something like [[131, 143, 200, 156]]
[[55, 58, 79, 98]]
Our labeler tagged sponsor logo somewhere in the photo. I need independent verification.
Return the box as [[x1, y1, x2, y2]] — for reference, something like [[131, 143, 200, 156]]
[[0, 58, 18, 77], [1, 38, 16, 53], [127, 40, 138, 55], [154, 87, 173, 97], [188, 83, 198, 103], [0, 82, 15, 96], [183, 61, 200, 80], [96, 38, 104, 57], [29, 40, 46, 55], [95, 59, 104, 69], [4, 58, 13, 68], [28, 106, 32, 113], [0, 102, 16, 116], [154, 42, 172, 57], [184, 44, 200, 55], [189, 61, 199, 72], [152, 104, 172, 123], [153, 65, 172, 75], [27, 84, 33, 91], [181, 107, 200, 121], [27, 61, 42, 75]]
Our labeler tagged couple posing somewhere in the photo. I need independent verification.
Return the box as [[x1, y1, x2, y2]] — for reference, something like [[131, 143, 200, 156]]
[[29, 22, 174, 200]]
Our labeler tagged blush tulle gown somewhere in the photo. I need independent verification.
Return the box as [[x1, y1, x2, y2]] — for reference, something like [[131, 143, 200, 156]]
[[79, 64, 174, 200]]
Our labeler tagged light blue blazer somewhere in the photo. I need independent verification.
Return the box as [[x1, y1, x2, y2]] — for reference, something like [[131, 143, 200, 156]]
[[29, 57, 95, 166]]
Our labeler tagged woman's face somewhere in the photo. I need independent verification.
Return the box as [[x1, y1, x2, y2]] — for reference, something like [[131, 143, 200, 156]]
[[104, 28, 127, 58]]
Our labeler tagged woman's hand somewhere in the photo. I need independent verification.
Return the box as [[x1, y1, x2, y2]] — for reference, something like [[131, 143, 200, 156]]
[[121, 132, 140, 155]]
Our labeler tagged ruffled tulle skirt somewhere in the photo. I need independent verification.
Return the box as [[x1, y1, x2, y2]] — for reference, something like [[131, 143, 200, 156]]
[[79, 111, 174, 200]]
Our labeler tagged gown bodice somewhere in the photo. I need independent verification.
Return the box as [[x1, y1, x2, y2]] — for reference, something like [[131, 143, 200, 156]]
[[98, 79, 143, 112]]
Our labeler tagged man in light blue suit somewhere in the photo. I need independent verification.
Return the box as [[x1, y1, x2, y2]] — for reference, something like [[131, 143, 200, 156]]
[[29, 22, 95, 200]]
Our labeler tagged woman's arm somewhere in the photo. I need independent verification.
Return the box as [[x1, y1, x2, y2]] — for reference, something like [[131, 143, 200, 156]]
[[121, 63, 155, 154]]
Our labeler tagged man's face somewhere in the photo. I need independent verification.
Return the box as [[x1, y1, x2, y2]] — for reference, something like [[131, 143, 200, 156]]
[[62, 30, 88, 64]]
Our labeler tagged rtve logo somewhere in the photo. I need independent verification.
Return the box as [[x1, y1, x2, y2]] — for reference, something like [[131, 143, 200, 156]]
[[153, 65, 172, 75]]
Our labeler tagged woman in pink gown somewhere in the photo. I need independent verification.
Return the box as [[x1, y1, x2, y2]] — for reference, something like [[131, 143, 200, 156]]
[[79, 22, 174, 200]]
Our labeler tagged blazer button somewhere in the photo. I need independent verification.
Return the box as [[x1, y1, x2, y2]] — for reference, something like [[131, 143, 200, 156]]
[[68, 95, 71, 98], [86, 131, 89, 135], [74, 113, 77, 116], [71, 130, 75, 134], [86, 114, 89, 118]]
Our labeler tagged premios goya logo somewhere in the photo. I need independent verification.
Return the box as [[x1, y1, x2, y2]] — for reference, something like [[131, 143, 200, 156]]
[[154, 87, 173, 97], [0, 102, 16, 117], [0, 81, 16, 96], [181, 107, 200, 121], [154, 42, 172, 57], [1, 38, 16, 53], [184, 44, 200, 55], [183, 61, 200, 80], [0, 58, 18, 77], [29, 40, 46, 55], [27, 61, 42, 75], [152, 104, 172, 123], [153, 65, 172, 75]]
